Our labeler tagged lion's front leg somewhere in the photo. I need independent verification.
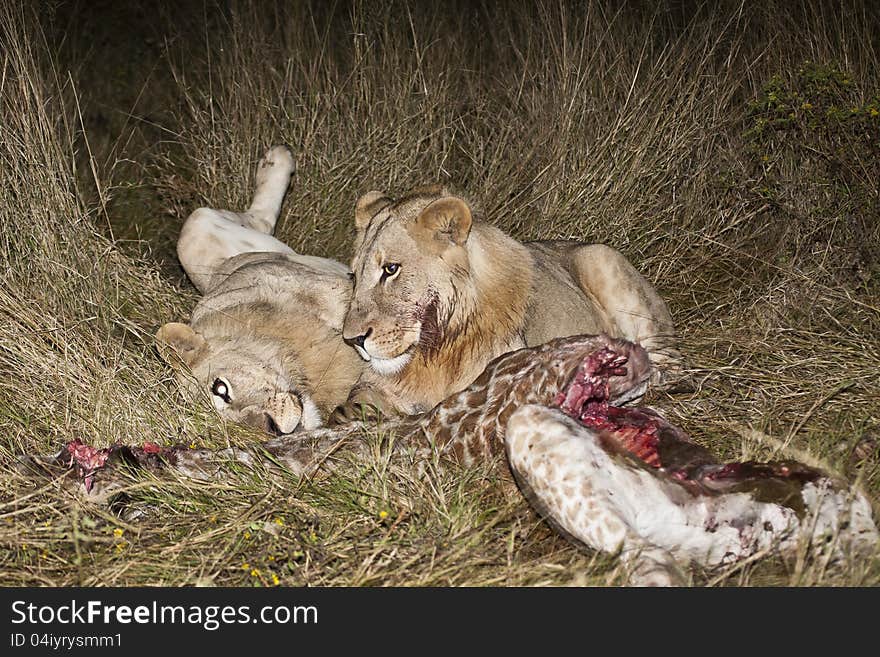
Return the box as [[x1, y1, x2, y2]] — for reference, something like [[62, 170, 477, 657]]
[[328, 381, 397, 426]]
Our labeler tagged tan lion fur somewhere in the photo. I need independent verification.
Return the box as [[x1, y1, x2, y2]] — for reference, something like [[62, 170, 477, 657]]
[[158, 254, 364, 434], [342, 186, 680, 415], [158, 146, 363, 435]]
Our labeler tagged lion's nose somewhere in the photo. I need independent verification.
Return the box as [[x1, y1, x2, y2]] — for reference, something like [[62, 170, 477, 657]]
[[344, 327, 372, 350]]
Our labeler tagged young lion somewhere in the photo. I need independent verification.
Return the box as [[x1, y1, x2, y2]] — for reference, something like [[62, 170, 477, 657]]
[[341, 186, 680, 415], [157, 146, 364, 435]]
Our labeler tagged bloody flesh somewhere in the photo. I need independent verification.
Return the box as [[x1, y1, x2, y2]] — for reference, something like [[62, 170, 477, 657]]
[[66, 439, 111, 492], [552, 346, 824, 505], [554, 347, 664, 468]]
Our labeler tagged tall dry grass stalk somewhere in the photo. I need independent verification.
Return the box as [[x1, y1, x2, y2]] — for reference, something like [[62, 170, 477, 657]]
[[0, 2, 223, 518]]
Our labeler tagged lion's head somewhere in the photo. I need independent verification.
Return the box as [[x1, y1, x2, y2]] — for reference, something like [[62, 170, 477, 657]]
[[156, 322, 321, 435], [341, 186, 479, 376]]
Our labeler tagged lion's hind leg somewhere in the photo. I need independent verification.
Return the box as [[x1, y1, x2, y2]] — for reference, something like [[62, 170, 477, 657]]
[[569, 244, 683, 387], [244, 144, 296, 234], [177, 208, 297, 294]]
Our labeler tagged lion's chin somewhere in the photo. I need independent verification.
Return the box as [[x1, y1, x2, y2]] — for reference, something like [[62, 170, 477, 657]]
[[368, 351, 413, 376]]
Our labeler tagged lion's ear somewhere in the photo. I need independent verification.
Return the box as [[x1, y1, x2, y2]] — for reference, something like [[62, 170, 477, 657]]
[[156, 322, 207, 367], [355, 191, 392, 230], [415, 196, 472, 245]]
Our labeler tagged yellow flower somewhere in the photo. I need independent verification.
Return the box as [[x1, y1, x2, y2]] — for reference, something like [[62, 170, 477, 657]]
[[379, 510, 389, 520], [243, 531, 251, 539], [241, 562, 250, 571], [189, 442, 197, 449], [272, 574, 280, 586], [268, 555, 275, 562], [113, 528, 124, 538], [273, 517, 284, 526], [250, 568, 260, 577]]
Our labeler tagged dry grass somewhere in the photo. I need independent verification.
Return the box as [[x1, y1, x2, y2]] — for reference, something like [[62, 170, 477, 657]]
[[1, 0, 878, 586]]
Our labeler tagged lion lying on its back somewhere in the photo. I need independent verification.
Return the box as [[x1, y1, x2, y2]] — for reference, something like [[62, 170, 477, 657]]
[[157, 146, 364, 435], [341, 185, 681, 415], [158, 149, 680, 434]]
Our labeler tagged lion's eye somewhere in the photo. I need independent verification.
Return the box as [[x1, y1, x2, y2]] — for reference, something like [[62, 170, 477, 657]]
[[381, 263, 401, 280], [211, 378, 231, 404]]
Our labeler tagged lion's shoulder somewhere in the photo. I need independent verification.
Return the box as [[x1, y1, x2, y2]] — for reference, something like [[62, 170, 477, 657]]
[[193, 254, 351, 331]]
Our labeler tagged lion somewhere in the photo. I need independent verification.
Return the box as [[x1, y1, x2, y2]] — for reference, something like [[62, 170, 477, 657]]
[[157, 145, 364, 435], [340, 185, 681, 416]]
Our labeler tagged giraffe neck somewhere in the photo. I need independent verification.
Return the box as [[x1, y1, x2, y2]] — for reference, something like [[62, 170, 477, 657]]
[[398, 334, 654, 466]]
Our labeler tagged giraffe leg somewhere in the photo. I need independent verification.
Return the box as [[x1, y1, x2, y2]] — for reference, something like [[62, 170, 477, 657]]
[[505, 404, 688, 586]]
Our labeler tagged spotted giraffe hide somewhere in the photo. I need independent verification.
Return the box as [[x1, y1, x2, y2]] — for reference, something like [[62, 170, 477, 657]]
[[17, 334, 878, 585]]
